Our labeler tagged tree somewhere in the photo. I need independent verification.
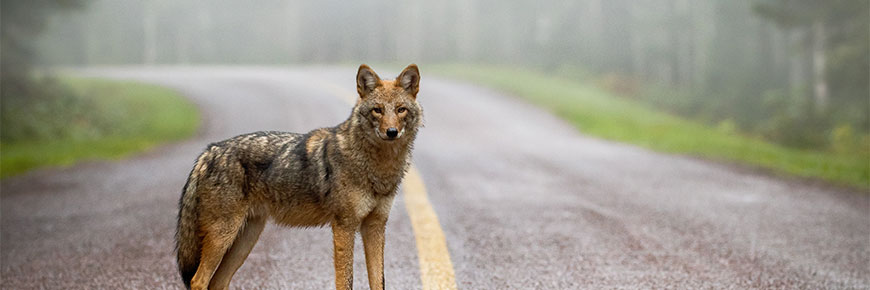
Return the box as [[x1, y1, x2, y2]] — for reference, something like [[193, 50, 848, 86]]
[[754, 0, 869, 114], [1, 0, 83, 98]]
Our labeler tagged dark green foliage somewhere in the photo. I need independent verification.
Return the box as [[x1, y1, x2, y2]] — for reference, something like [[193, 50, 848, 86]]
[[1, 0, 87, 148], [1, 76, 97, 142], [757, 90, 831, 148], [0, 77, 200, 178], [1, 0, 82, 92]]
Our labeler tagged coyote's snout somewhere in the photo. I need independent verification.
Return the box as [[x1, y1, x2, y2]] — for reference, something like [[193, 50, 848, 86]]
[[175, 64, 422, 290]]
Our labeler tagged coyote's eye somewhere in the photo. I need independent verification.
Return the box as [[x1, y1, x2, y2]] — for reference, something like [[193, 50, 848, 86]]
[[397, 107, 407, 113], [372, 108, 383, 114]]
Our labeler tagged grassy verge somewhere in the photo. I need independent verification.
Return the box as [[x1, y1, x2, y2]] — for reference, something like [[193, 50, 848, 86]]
[[1, 77, 200, 178], [428, 64, 869, 190]]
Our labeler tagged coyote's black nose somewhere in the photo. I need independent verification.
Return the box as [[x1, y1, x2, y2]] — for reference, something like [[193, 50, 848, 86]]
[[386, 128, 399, 138]]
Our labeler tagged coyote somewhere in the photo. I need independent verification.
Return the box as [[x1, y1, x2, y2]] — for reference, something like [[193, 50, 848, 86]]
[[175, 64, 422, 290]]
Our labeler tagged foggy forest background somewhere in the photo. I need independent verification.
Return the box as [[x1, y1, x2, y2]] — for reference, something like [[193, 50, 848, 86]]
[[2, 0, 869, 153]]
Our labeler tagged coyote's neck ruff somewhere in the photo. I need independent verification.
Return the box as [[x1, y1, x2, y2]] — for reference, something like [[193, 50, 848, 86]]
[[176, 64, 422, 290]]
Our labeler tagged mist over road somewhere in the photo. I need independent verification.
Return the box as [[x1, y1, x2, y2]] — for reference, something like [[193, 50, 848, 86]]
[[1, 67, 867, 289]]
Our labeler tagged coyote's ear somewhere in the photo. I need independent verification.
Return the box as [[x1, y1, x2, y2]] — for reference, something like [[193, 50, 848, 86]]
[[397, 64, 420, 96], [357, 64, 381, 97]]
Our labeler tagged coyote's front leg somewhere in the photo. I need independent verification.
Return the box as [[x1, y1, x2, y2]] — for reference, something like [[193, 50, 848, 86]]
[[332, 219, 356, 290], [362, 212, 388, 290]]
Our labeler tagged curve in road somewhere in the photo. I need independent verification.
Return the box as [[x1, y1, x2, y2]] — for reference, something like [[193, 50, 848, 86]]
[[1, 66, 867, 289]]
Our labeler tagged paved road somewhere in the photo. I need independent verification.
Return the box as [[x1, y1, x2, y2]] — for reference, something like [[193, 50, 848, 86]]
[[2, 67, 868, 289]]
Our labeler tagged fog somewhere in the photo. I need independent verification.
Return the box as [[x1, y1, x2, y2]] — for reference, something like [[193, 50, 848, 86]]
[[3, 0, 869, 150]]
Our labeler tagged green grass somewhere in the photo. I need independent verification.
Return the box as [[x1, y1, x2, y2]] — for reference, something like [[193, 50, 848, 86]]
[[0, 77, 200, 178], [428, 64, 870, 190]]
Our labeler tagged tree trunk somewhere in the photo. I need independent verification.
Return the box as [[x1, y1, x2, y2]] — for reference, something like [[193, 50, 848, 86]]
[[669, 0, 681, 86], [811, 19, 829, 112], [175, 22, 189, 64], [195, 0, 214, 63], [396, 0, 422, 61], [142, 2, 157, 65], [455, 0, 478, 61], [787, 29, 806, 100], [585, 0, 604, 70]]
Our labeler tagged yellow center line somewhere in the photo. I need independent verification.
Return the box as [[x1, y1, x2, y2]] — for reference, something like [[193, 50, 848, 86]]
[[309, 77, 458, 290], [401, 166, 458, 290]]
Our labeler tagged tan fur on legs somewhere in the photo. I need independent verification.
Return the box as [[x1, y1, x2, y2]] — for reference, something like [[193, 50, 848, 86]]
[[209, 216, 267, 290], [362, 214, 388, 290], [190, 216, 246, 290], [332, 221, 356, 290]]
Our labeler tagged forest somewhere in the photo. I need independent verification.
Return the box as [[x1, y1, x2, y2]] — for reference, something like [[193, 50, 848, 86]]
[[3, 0, 869, 152]]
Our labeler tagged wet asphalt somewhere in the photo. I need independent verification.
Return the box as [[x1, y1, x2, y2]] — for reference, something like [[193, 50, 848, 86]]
[[1, 67, 868, 289]]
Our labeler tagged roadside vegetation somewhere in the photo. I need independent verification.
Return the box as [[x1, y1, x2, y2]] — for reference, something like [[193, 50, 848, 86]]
[[429, 64, 869, 190], [0, 77, 200, 178]]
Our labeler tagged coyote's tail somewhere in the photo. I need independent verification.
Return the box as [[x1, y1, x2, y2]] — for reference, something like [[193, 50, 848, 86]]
[[176, 154, 207, 289]]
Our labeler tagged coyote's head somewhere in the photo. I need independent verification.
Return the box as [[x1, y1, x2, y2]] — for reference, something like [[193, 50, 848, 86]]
[[354, 64, 422, 143]]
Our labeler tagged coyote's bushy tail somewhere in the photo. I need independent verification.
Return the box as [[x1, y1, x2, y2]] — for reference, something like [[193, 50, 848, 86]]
[[176, 154, 207, 289]]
